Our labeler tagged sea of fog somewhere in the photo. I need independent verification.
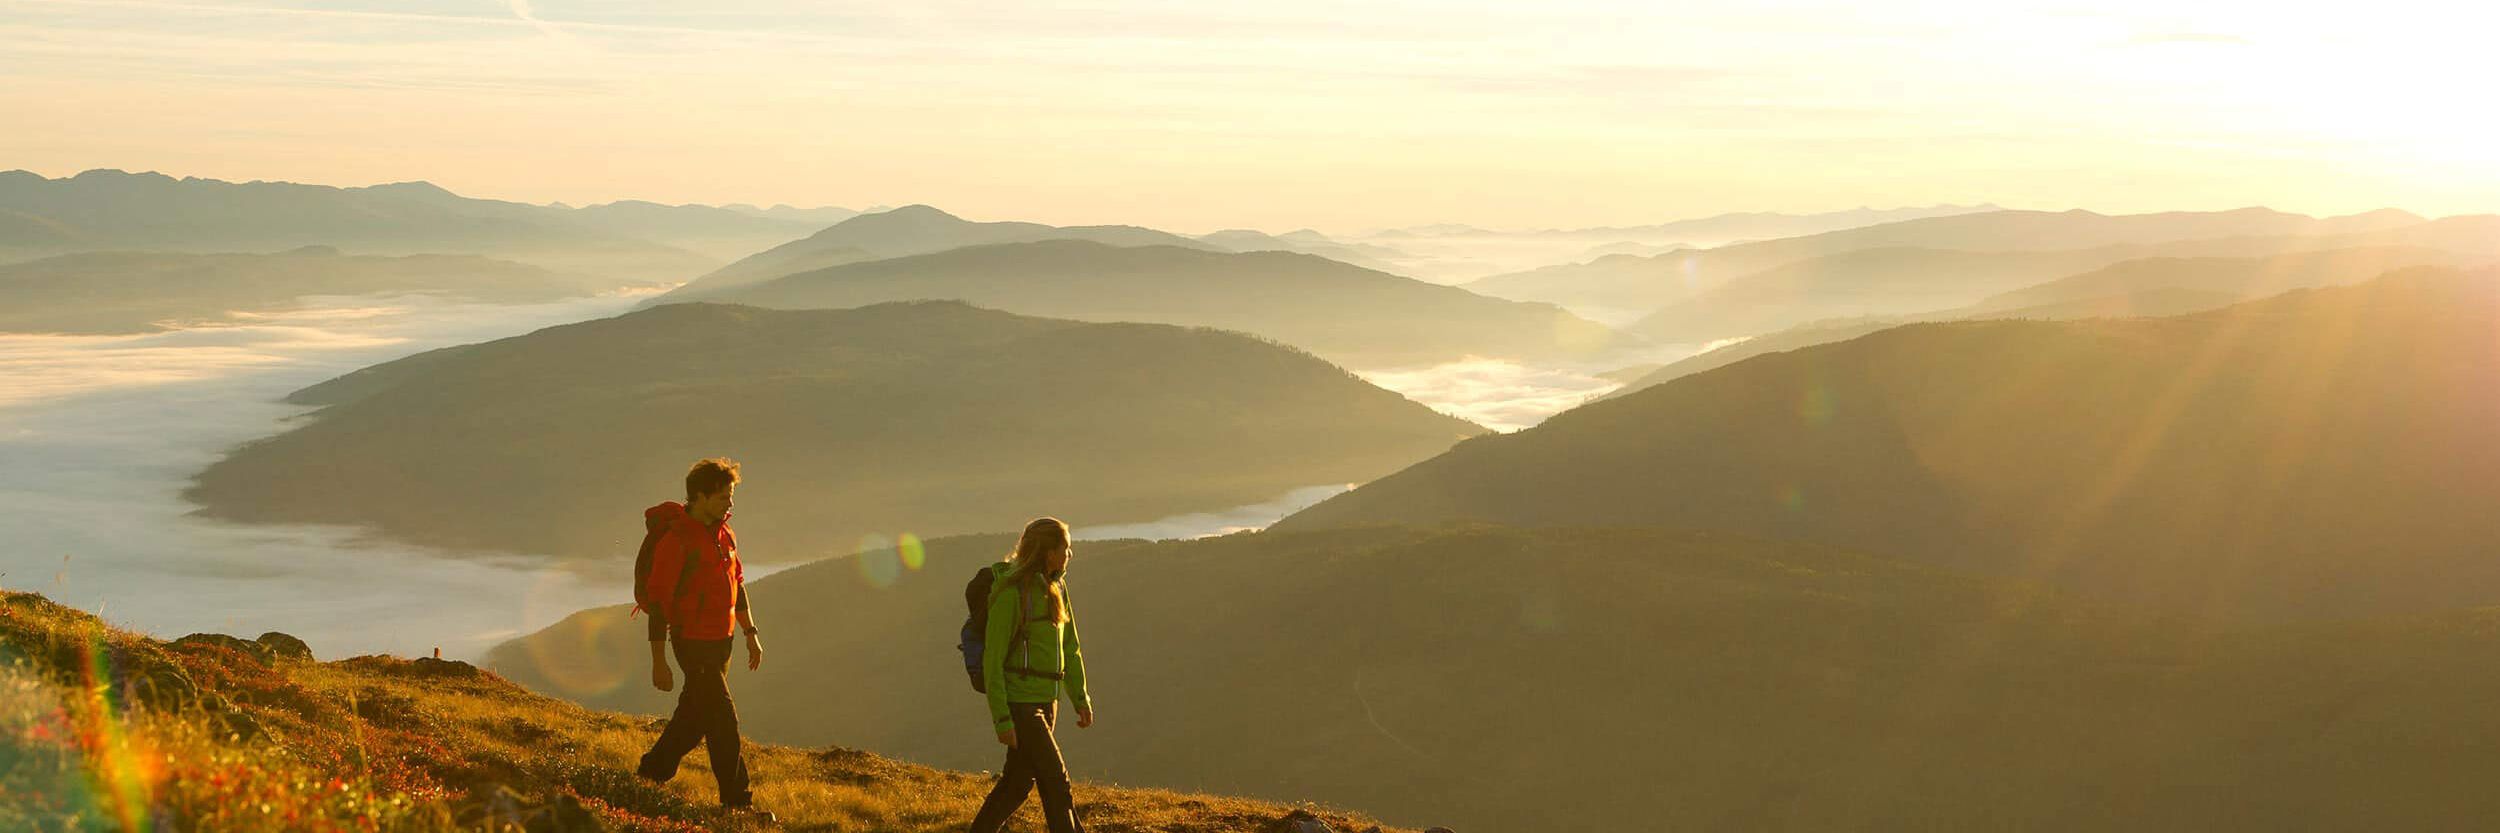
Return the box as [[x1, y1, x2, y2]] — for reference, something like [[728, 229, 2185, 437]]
[[1355, 340, 1716, 432], [0, 288, 1710, 660], [0, 295, 660, 662], [0, 296, 1700, 660]]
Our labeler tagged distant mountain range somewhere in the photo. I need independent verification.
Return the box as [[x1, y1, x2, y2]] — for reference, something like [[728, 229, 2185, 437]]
[[1195, 228, 1413, 274], [186, 301, 1486, 562], [552, 200, 831, 260], [661, 239, 1633, 366], [1619, 229, 2496, 343], [1465, 207, 2437, 319], [0, 169, 833, 280], [1334, 205, 1999, 285], [0, 247, 618, 334], [712, 203, 862, 226], [1603, 246, 2489, 396], [1514, 204, 2003, 243], [672, 205, 1221, 296], [1282, 269, 2500, 622]]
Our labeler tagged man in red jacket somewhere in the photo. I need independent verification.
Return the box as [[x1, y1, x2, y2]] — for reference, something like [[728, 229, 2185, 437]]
[[636, 457, 769, 818]]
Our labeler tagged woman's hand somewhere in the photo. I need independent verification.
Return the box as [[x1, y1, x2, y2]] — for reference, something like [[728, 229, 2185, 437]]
[[651, 660, 674, 692], [1077, 709, 1094, 729], [745, 634, 764, 671], [997, 728, 1018, 748]]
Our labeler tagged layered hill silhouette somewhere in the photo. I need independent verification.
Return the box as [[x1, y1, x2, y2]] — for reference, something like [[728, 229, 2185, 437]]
[[1464, 207, 2432, 317], [1608, 247, 2487, 396], [1626, 234, 2497, 343], [559, 200, 828, 260], [0, 590, 1408, 833], [1281, 269, 2500, 621], [671, 205, 1219, 296], [0, 169, 736, 280], [1513, 203, 2001, 245], [1196, 229, 1412, 274], [667, 239, 1629, 366], [1621, 246, 2130, 341], [496, 523, 2500, 831], [1327, 205, 1993, 285], [185, 301, 1484, 562], [1962, 244, 2482, 314], [0, 247, 621, 334]]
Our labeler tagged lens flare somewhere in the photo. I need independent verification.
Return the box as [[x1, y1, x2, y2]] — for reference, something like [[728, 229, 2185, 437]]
[[518, 609, 630, 698], [855, 534, 901, 589], [1798, 384, 1835, 425], [77, 630, 155, 830], [898, 534, 926, 571]]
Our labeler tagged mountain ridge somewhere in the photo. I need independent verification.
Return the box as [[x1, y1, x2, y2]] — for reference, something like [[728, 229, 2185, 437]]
[[672, 238, 1633, 366], [185, 299, 1487, 562], [1281, 268, 2500, 621]]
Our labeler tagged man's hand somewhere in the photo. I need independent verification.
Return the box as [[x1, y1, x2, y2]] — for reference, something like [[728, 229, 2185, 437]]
[[745, 634, 764, 671], [1077, 709, 1094, 729], [651, 660, 674, 692], [997, 728, 1017, 748]]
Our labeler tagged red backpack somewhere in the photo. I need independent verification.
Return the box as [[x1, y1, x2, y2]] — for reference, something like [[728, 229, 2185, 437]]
[[630, 503, 697, 638]]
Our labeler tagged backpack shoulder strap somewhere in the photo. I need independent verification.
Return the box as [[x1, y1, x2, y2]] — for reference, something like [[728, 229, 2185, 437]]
[[674, 538, 702, 604]]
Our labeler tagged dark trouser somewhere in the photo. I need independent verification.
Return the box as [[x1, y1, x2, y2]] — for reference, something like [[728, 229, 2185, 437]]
[[636, 637, 751, 806], [969, 701, 1079, 833]]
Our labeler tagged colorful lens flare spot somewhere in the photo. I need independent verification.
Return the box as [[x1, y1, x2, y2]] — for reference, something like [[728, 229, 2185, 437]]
[[854, 534, 901, 589], [79, 631, 158, 831], [1799, 385, 1835, 425], [1779, 485, 1806, 512], [898, 534, 926, 571]]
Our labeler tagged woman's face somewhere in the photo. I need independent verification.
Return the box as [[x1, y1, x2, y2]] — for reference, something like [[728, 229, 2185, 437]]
[[1044, 541, 1072, 573]]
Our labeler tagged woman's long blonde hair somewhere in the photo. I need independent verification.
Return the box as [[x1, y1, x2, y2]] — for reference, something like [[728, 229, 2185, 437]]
[[1005, 517, 1071, 624]]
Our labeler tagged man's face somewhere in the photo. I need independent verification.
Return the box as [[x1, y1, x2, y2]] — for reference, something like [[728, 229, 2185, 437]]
[[691, 482, 735, 522]]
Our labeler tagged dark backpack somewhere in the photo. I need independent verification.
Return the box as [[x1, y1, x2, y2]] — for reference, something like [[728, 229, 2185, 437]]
[[957, 566, 995, 692], [958, 567, 1071, 693]]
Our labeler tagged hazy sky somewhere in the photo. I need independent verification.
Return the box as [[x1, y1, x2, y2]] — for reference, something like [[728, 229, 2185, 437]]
[[3, 0, 2492, 231]]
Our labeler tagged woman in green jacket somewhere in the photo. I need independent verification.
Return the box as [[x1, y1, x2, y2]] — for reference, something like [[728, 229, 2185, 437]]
[[969, 517, 1093, 833]]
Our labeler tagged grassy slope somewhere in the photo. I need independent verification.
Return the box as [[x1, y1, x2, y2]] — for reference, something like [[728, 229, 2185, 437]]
[[0, 590, 1405, 833]]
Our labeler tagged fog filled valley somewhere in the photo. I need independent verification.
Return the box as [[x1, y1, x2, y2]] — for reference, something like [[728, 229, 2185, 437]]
[[7, 163, 2500, 832]]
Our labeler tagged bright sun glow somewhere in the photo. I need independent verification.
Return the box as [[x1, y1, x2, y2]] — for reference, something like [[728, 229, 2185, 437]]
[[0, 0, 2490, 228]]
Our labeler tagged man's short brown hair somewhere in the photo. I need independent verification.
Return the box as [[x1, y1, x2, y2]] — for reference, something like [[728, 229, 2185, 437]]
[[685, 457, 741, 502]]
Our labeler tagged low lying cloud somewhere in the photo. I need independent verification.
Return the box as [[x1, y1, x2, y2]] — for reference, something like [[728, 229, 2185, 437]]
[[1357, 358, 1629, 432], [0, 293, 647, 660]]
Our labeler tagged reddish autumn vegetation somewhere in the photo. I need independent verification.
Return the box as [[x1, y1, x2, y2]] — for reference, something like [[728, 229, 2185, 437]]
[[0, 591, 1401, 832]]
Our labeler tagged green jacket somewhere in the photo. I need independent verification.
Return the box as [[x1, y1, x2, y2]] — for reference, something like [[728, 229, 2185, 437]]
[[982, 561, 1090, 733]]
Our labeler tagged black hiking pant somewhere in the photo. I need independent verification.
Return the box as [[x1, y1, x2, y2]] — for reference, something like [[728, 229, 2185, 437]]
[[636, 636, 751, 806], [969, 701, 1080, 833]]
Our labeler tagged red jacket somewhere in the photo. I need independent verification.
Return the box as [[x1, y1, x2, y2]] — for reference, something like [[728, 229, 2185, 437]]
[[642, 501, 746, 641]]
